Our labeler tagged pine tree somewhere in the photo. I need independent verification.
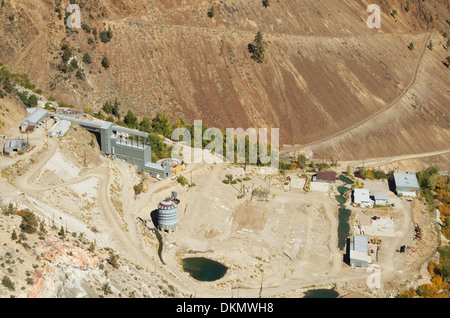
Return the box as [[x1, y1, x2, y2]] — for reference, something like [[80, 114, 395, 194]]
[[262, 0, 270, 8], [112, 98, 120, 117], [11, 229, 17, 241], [297, 154, 306, 169], [207, 6, 215, 18], [59, 225, 66, 238], [250, 31, 265, 63], [101, 56, 110, 69]]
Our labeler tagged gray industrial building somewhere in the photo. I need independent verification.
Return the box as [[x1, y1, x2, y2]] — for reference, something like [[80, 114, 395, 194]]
[[48, 120, 71, 137], [144, 162, 172, 179], [57, 115, 171, 179], [20, 108, 47, 132], [393, 172, 420, 197], [347, 235, 371, 268], [374, 192, 389, 206]]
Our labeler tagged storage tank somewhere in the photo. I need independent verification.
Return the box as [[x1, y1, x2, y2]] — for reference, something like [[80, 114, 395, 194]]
[[157, 198, 178, 232]]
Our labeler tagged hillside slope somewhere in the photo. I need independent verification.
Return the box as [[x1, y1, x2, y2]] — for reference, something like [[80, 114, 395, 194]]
[[0, 0, 449, 158]]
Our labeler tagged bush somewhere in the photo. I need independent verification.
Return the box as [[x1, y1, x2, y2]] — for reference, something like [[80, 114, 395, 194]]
[[101, 56, 110, 69], [133, 183, 143, 194], [177, 175, 187, 187], [76, 69, 85, 80], [107, 252, 120, 269], [83, 53, 91, 64], [207, 6, 215, 18], [20, 210, 38, 234], [99, 28, 113, 43], [2, 275, 14, 290]]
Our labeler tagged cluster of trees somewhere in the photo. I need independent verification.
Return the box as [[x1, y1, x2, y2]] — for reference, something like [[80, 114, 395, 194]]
[[0, 65, 14, 97], [356, 167, 395, 180], [398, 246, 450, 298], [16, 90, 38, 108], [436, 176, 450, 239], [416, 166, 450, 239]]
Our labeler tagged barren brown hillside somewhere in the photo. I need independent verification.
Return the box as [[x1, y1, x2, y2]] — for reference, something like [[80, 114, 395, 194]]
[[0, 0, 449, 158]]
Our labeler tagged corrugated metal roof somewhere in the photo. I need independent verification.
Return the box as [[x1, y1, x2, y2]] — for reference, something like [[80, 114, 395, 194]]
[[22, 108, 47, 125], [374, 192, 388, 200], [4, 139, 22, 149], [394, 173, 419, 189], [316, 171, 336, 181], [144, 162, 166, 171], [113, 126, 148, 138], [351, 235, 367, 253]]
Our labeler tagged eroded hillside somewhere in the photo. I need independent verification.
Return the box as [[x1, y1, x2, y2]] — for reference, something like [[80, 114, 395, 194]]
[[0, 0, 449, 158]]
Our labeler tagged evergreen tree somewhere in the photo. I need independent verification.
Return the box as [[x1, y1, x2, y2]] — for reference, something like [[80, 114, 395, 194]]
[[101, 56, 110, 69], [250, 31, 265, 63], [151, 113, 171, 137], [112, 98, 120, 117], [262, 0, 270, 8], [139, 116, 152, 133], [297, 154, 306, 169], [207, 6, 215, 18], [102, 100, 113, 114], [83, 52, 91, 64], [11, 229, 17, 241], [20, 210, 38, 234], [124, 110, 138, 128], [59, 225, 66, 238]]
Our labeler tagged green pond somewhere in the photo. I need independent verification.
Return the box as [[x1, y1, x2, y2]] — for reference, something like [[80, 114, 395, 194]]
[[339, 175, 355, 185], [335, 195, 347, 204], [182, 257, 228, 282], [303, 289, 340, 298], [338, 208, 352, 250], [337, 186, 349, 195]]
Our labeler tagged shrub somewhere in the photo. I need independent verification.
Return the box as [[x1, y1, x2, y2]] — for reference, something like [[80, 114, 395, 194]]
[[76, 69, 85, 80], [83, 53, 91, 64], [99, 28, 113, 43], [107, 252, 120, 269], [2, 275, 14, 290], [101, 56, 110, 69], [177, 175, 188, 187], [20, 210, 38, 234], [133, 184, 144, 194], [207, 6, 215, 18]]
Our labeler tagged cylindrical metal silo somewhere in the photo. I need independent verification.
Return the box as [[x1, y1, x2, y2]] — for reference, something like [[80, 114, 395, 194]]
[[157, 199, 178, 232]]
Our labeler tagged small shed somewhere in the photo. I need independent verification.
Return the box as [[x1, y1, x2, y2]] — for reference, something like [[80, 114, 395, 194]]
[[3, 139, 28, 154], [374, 192, 389, 206], [144, 162, 172, 179], [312, 171, 337, 183]]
